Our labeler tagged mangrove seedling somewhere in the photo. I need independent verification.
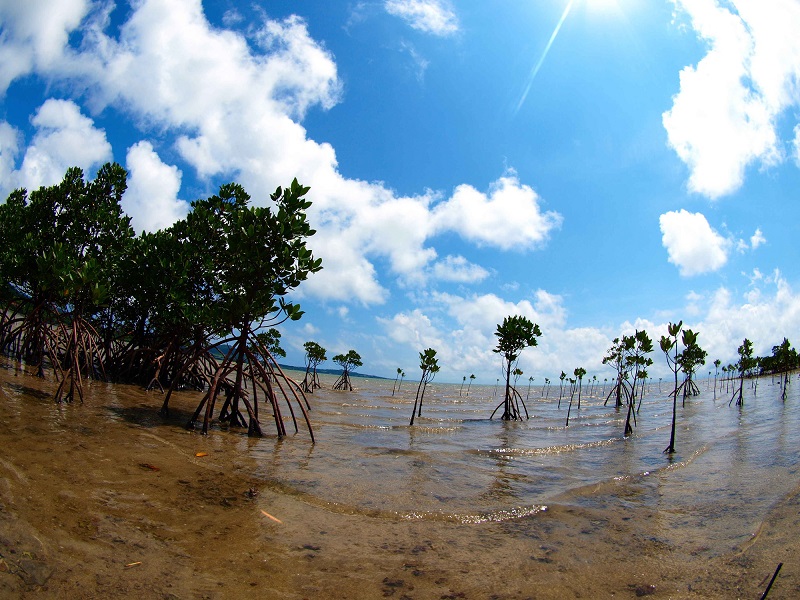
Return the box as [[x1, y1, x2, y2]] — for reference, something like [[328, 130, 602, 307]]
[[490, 315, 542, 420], [301, 341, 326, 393], [661, 321, 682, 453], [602, 337, 627, 408], [768, 338, 797, 401], [625, 331, 653, 435], [392, 367, 402, 396], [333, 350, 362, 391], [410, 348, 440, 425], [558, 371, 566, 408], [575, 367, 586, 409], [677, 329, 706, 404], [729, 338, 754, 407], [565, 367, 586, 426]]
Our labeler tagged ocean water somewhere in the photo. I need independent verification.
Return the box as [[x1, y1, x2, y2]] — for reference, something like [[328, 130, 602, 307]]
[[246, 373, 800, 553]]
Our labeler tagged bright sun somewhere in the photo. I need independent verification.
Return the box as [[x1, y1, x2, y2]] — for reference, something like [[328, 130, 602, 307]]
[[585, 0, 622, 13]]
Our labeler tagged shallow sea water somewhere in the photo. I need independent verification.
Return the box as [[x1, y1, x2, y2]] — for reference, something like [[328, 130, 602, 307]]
[[250, 374, 800, 551], [1, 363, 798, 599]]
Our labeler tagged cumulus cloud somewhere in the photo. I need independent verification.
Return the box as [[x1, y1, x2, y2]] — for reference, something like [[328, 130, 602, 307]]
[[692, 270, 800, 362], [0, 0, 90, 92], [431, 255, 489, 283], [375, 289, 613, 380], [684, 290, 704, 317], [429, 290, 577, 372], [380, 308, 444, 349], [384, 0, 459, 36], [12, 99, 112, 193], [433, 173, 563, 251], [664, 0, 800, 198], [0, 121, 20, 190], [123, 141, 188, 233], [373, 271, 800, 381], [659, 209, 730, 276]]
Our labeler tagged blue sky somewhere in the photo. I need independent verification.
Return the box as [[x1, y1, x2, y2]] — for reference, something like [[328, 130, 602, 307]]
[[1, 0, 799, 383]]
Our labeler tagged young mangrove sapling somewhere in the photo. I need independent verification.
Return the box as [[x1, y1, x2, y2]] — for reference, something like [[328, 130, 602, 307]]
[[490, 315, 542, 421], [410, 348, 440, 425], [333, 350, 362, 391]]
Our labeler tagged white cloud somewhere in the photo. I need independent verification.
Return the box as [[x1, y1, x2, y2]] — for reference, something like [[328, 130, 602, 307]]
[[0, 121, 20, 192], [433, 173, 563, 251], [377, 290, 612, 380], [750, 227, 766, 249], [302, 322, 320, 336], [694, 270, 800, 363], [735, 227, 766, 253], [221, 9, 244, 28], [598, 273, 800, 375], [399, 40, 430, 83], [384, 0, 459, 36], [659, 209, 730, 276], [664, 0, 800, 198], [373, 270, 800, 381], [608, 273, 800, 376], [380, 308, 444, 349], [123, 141, 188, 233], [746, 268, 764, 285], [300, 226, 389, 305], [0, 0, 90, 92], [431, 290, 575, 372], [794, 124, 800, 166], [432, 255, 489, 283], [15, 99, 112, 192], [685, 290, 704, 317], [735, 238, 749, 254], [360, 191, 439, 279]]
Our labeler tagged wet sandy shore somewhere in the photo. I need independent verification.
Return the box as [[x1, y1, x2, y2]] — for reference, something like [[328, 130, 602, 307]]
[[0, 363, 798, 599]]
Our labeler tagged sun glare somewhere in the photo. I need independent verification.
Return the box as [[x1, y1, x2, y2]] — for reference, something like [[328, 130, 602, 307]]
[[514, 0, 627, 115], [585, 0, 623, 15]]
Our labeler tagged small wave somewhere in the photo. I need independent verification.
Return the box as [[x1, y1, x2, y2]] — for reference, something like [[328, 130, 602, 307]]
[[406, 425, 462, 434], [396, 504, 549, 524], [258, 478, 548, 524], [550, 445, 710, 504], [471, 438, 619, 457]]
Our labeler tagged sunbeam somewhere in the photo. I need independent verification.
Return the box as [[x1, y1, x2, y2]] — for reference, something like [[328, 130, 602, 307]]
[[513, 0, 576, 117]]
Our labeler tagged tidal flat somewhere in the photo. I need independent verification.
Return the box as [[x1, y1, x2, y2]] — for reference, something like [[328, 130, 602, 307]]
[[0, 361, 798, 599]]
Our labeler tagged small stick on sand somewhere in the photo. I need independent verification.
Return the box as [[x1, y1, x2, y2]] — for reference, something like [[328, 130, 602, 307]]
[[760, 562, 783, 599], [261, 509, 283, 524]]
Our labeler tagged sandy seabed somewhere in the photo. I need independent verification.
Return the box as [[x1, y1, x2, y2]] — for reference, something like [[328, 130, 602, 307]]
[[0, 363, 798, 599]]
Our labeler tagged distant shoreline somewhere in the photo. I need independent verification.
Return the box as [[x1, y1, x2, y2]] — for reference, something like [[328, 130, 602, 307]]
[[277, 363, 391, 380]]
